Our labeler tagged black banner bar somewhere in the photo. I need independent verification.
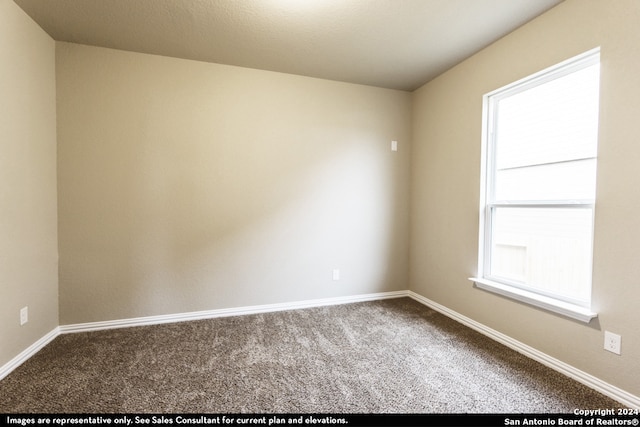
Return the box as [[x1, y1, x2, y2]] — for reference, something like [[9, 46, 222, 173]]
[[1, 413, 639, 427]]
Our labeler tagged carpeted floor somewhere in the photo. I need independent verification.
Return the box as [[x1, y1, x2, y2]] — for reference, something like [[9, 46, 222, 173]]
[[0, 297, 624, 413]]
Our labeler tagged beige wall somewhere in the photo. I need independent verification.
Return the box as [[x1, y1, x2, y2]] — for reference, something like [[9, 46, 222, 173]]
[[0, 0, 58, 368], [410, 0, 640, 397], [56, 42, 411, 324]]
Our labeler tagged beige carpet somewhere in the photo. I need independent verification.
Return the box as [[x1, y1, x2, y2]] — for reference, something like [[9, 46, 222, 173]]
[[0, 298, 623, 413]]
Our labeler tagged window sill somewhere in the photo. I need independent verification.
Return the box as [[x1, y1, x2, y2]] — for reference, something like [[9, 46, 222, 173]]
[[469, 277, 598, 323]]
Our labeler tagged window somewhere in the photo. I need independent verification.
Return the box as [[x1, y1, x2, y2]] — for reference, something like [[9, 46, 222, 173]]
[[471, 49, 601, 322]]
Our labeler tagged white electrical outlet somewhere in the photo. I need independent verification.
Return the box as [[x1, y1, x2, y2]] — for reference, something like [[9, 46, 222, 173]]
[[332, 269, 340, 281], [20, 306, 28, 326], [604, 331, 621, 355], [391, 140, 398, 151]]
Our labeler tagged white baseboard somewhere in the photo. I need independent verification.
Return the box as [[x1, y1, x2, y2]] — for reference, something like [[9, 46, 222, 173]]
[[3, 289, 638, 410], [58, 290, 409, 334], [0, 327, 60, 382], [408, 290, 640, 410]]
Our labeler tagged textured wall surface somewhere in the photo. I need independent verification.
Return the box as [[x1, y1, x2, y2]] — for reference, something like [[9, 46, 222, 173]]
[[410, 0, 640, 398], [56, 42, 411, 325], [0, 0, 58, 368]]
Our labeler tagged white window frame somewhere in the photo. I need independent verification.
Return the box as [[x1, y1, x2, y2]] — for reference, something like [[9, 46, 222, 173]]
[[470, 49, 600, 323]]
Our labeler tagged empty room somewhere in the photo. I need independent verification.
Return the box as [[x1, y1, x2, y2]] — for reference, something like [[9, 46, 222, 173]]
[[1, 0, 639, 418]]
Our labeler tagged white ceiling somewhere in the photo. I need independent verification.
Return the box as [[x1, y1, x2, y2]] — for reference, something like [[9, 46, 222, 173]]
[[14, 0, 563, 91]]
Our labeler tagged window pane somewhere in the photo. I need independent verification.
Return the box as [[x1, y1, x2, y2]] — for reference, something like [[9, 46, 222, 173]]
[[495, 63, 600, 170], [480, 50, 600, 313], [490, 207, 593, 304], [494, 158, 597, 201]]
